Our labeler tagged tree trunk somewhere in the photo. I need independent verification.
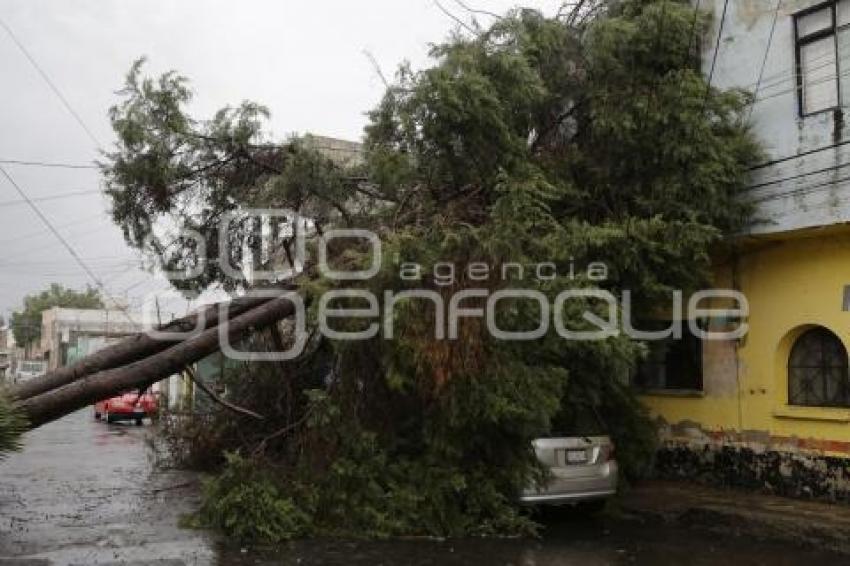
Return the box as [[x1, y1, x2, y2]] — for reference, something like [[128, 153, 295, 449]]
[[9, 286, 296, 402], [18, 294, 299, 429]]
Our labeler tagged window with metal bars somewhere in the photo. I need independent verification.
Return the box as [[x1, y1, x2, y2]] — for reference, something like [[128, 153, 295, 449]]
[[788, 326, 850, 407]]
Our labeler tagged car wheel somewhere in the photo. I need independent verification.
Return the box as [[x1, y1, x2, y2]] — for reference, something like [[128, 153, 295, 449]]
[[94, 411, 101, 420], [135, 417, 143, 426]]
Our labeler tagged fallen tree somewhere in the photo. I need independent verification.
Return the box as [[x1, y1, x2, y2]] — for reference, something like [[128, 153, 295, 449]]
[[17, 293, 299, 428], [9, 286, 295, 402], [83, 0, 762, 542]]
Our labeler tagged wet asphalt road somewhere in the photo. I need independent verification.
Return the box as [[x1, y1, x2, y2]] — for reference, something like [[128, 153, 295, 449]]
[[0, 409, 213, 565], [0, 410, 846, 565]]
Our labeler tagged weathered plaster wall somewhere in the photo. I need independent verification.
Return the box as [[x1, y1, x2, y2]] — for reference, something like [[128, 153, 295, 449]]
[[704, 0, 850, 234], [642, 231, 850, 489]]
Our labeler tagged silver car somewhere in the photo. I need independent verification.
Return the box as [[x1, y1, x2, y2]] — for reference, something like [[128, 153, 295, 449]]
[[520, 407, 617, 506]]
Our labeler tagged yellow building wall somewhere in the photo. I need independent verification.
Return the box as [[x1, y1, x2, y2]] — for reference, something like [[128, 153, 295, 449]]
[[641, 230, 850, 456]]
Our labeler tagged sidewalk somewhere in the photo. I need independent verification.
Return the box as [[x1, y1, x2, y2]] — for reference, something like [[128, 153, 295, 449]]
[[618, 480, 850, 554]]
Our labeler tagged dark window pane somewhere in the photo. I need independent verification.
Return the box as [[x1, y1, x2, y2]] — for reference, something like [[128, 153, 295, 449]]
[[793, 331, 823, 366], [789, 327, 849, 407], [826, 366, 850, 405], [633, 322, 703, 391]]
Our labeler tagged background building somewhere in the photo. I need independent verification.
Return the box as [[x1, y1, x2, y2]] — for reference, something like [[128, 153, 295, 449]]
[[38, 307, 144, 371], [0, 325, 11, 380]]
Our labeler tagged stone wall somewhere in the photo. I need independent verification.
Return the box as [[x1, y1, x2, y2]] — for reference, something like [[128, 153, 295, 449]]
[[655, 441, 850, 502]]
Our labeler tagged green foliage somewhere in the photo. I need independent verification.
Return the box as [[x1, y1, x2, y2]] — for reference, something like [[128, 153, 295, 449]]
[[199, 452, 310, 543], [194, 390, 538, 540], [107, 0, 761, 541], [11, 284, 104, 350], [104, 59, 358, 294], [0, 393, 27, 458]]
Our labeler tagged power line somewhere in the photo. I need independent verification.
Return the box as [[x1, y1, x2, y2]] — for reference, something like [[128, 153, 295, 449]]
[[752, 63, 850, 106], [702, 0, 730, 112], [0, 211, 105, 245], [1, 224, 120, 261], [0, 165, 133, 323], [0, 159, 98, 169], [0, 256, 139, 267], [749, 138, 850, 171], [686, 3, 844, 214], [753, 50, 834, 93], [0, 16, 101, 148], [745, 159, 850, 193], [120, 278, 161, 295], [714, 46, 840, 99], [433, 0, 478, 34], [0, 189, 102, 208], [0, 266, 136, 277], [733, 30, 848, 93], [750, 168, 850, 204], [748, 0, 782, 122], [451, 0, 501, 20]]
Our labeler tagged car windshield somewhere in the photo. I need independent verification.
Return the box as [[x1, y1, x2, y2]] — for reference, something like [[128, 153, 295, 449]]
[[549, 405, 607, 437]]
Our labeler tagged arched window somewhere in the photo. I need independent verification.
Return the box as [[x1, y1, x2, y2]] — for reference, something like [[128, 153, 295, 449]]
[[788, 327, 850, 407]]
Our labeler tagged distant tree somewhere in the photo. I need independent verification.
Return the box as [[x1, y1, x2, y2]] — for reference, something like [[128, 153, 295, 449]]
[[11, 284, 104, 355]]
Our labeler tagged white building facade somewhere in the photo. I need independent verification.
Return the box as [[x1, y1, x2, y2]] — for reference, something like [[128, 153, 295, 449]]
[[38, 308, 144, 371], [706, 0, 850, 234]]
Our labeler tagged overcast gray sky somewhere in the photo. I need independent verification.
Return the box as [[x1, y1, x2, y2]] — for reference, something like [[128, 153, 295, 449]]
[[0, 0, 560, 321]]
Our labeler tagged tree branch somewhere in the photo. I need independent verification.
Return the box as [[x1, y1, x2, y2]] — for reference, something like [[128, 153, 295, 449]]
[[433, 0, 479, 34], [363, 50, 391, 89], [452, 0, 502, 21], [184, 365, 265, 420]]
